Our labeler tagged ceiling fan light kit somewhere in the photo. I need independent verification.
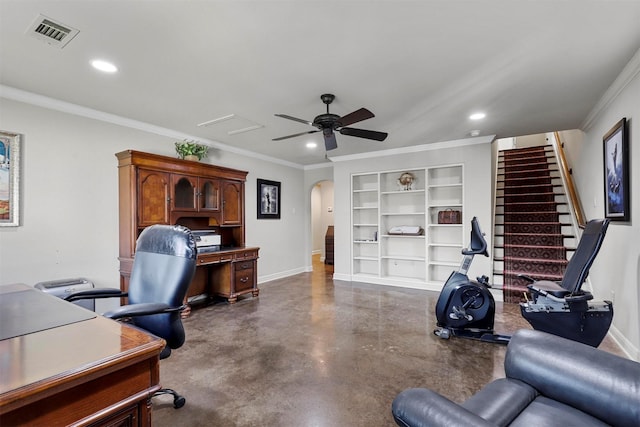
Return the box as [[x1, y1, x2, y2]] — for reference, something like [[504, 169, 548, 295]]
[[274, 94, 388, 151]]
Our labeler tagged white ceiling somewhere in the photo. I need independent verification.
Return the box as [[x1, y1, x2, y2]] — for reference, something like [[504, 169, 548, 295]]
[[2, 1, 640, 166]]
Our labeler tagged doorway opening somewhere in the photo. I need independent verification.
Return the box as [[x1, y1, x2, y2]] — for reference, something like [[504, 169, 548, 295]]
[[311, 180, 334, 272]]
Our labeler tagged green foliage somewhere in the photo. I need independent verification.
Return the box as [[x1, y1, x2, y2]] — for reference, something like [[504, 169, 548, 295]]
[[174, 140, 209, 160]]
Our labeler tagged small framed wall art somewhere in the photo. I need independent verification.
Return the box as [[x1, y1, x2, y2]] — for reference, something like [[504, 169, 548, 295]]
[[602, 118, 630, 221], [0, 130, 21, 227], [257, 178, 281, 219]]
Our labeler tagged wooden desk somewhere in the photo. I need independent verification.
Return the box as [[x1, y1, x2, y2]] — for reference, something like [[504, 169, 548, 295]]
[[0, 284, 165, 427]]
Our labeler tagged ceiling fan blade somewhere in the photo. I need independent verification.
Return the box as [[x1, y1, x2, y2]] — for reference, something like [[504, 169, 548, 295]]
[[340, 127, 388, 141], [338, 108, 375, 127], [274, 114, 313, 126], [323, 128, 338, 151], [272, 130, 319, 141]]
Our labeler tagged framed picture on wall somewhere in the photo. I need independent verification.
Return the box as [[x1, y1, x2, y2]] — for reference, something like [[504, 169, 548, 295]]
[[602, 118, 630, 221], [0, 130, 21, 227], [257, 178, 281, 219]]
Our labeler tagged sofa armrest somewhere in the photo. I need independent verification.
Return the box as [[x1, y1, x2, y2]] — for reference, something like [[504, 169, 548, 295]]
[[392, 388, 493, 427], [506, 329, 640, 426], [461, 378, 538, 426]]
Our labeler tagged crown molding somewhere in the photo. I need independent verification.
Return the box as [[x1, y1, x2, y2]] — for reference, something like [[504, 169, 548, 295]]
[[328, 134, 495, 163], [581, 47, 640, 131], [1, 84, 497, 171], [303, 162, 333, 171], [0, 85, 304, 170]]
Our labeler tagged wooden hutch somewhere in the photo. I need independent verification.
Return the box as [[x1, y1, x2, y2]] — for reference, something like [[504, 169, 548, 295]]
[[116, 150, 259, 312]]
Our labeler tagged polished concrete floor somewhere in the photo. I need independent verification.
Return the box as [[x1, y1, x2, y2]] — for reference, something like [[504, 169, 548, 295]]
[[152, 256, 622, 426]]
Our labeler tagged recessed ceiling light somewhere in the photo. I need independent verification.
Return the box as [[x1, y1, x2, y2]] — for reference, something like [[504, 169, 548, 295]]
[[469, 130, 481, 137], [306, 142, 317, 149], [91, 59, 118, 73], [469, 112, 486, 120]]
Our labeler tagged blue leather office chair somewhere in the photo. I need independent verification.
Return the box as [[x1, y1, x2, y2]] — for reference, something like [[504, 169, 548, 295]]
[[67, 224, 197, 408]]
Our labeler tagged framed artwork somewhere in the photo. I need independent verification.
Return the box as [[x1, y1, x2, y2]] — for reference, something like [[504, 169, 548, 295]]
[[602, 118, 630, 221], [0, 130, 21, 227], [257, 178, 281, 219]]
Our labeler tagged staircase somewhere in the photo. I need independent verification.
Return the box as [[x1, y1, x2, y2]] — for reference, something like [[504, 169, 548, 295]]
[[494, 145, 576, 303]]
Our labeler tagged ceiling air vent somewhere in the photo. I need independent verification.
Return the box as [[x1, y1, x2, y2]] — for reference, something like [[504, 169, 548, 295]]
[[27, 15, 79, 48]]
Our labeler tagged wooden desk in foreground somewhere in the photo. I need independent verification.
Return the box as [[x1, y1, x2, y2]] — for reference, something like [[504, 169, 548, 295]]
[[0, 283, 165, 426]]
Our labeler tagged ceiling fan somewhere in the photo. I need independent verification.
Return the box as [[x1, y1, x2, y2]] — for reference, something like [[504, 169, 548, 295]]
[[273, 94, 388, 151]]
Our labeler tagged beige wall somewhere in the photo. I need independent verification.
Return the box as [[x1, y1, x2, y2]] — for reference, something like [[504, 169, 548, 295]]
[[331, 137, 494, 290], [0, 98, 308, 312], [561, 61, 640, 359]]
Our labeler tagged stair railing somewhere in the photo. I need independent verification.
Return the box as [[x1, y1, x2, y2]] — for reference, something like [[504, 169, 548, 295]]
[[551, 131, 586, 228]]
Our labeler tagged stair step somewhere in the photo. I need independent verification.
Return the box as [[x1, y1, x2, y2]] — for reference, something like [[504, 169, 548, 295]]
[[500, 146, 554, 155], [499, 205, 567, 213], [498, 151, 555, 159], [497, 170, 561, 178], [501, 183, 562, 189], [503, 269, 563, 281], [498, 161, 558, 170]]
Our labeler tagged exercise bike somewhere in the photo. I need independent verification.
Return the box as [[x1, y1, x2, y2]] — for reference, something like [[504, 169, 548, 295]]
[[433, 217, 510, 344], [434, 217, 614, 347]]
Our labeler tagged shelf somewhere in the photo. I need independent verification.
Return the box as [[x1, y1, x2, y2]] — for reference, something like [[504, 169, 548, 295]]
[[382, 234, 425, 239], [381, 189, 425, 195], [428, 183, 462, 189], [353, 240, 378, 243], [428, 203, 462, 208], [381, 255, 426, 262], [381, 212, 425, 216], [429, 260, 459, 267], [354, 256, 379, 261], [353, 188, 378, 193], [353, 223, 377, 227]]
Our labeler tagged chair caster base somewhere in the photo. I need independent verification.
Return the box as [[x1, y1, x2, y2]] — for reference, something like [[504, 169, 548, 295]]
[[173, 395, 186, 409], [154, 388, 186, 409]]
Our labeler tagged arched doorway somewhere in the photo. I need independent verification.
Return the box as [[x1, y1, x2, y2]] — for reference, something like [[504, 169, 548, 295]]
[[310, 180, 334, 270]]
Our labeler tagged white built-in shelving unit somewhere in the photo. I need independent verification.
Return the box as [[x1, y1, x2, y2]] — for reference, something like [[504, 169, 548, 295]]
[[351, 165, 464, 290]]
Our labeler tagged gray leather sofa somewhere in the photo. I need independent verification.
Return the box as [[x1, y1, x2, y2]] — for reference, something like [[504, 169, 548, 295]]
[[392, 329, 640, 426]]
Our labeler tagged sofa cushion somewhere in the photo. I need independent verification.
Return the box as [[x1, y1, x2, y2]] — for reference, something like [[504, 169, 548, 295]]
[[509, 396, 609, 427], [461, 378, 538, 426]]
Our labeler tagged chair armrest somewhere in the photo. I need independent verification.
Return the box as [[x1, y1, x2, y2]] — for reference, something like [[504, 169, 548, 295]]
[[392, 388, 494, 427], [64, 288, 126, 302], [103, 303, 185, 320], [526, 280, 569, 300], [564, 291, 593, 303], [517, 274, 536, 283]]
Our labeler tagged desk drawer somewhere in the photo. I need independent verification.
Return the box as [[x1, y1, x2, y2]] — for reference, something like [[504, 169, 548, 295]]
[[234, 249, 258, 260], [235, 259, 254, 271], [198, 253, 234, 265], [234, 264, 255, 292]]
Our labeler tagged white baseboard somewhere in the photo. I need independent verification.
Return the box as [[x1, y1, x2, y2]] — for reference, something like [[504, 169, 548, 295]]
[[332, 273, 351, 282], [258, 267, 307, 284], [332, 274, 442, 293], [608, 324, 639, 361]]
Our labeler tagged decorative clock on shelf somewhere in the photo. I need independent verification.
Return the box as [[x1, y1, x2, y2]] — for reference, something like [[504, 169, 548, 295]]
[[398, 172, 415, 190]]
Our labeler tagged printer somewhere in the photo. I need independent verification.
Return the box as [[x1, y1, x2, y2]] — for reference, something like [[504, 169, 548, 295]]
[[192, 230, 221, 253]]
